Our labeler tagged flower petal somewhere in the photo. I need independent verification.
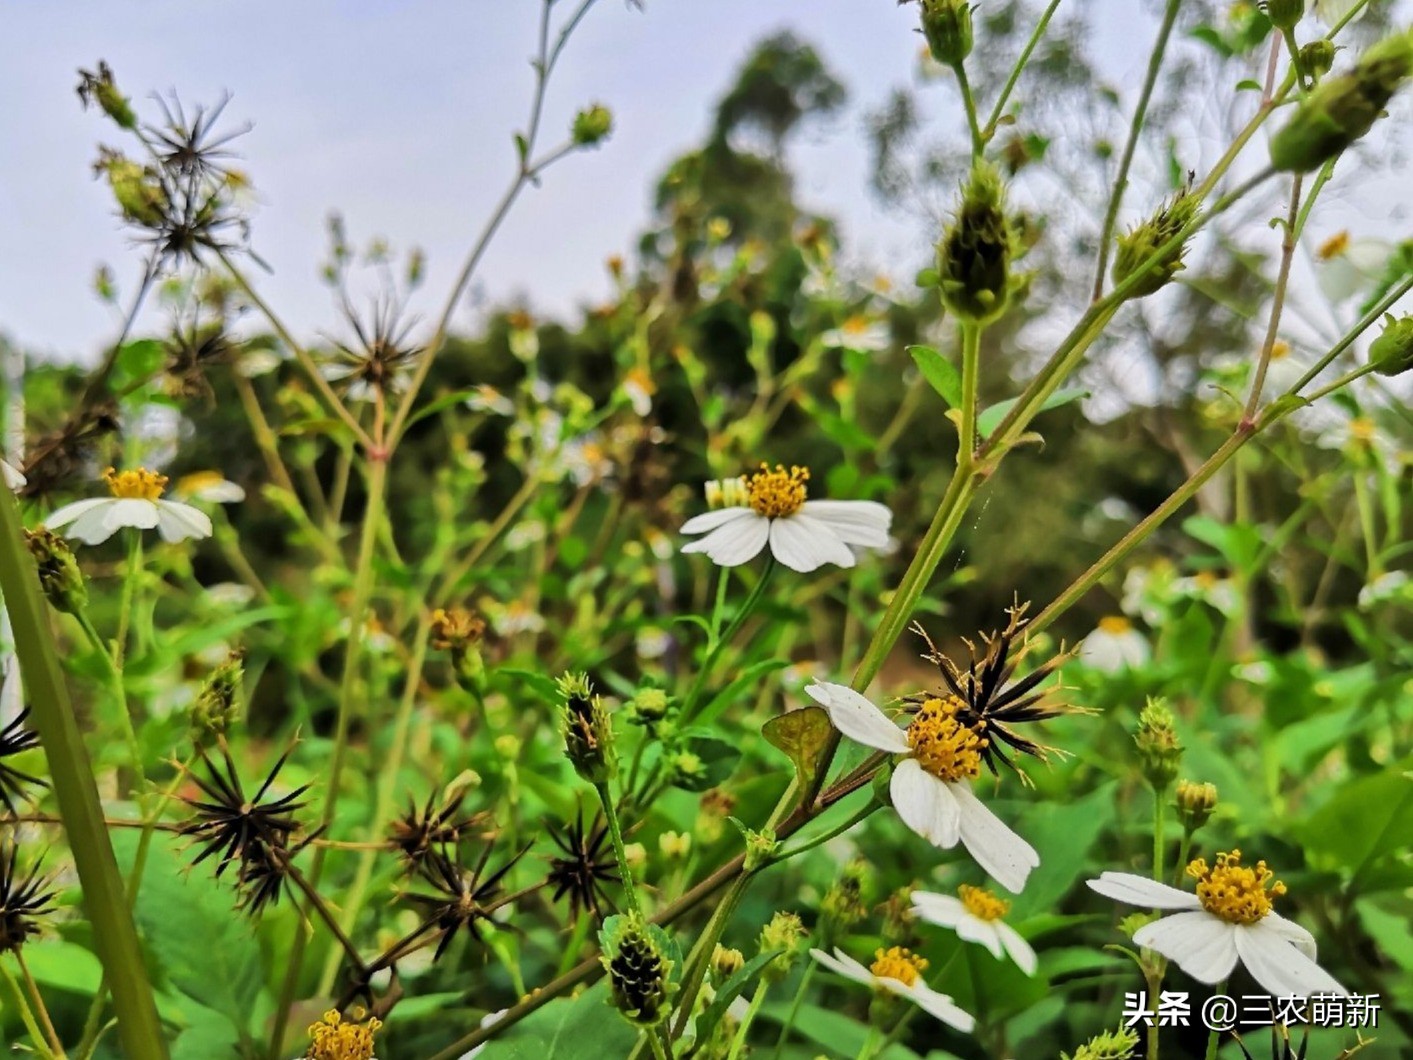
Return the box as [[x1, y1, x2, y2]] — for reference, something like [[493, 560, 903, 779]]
[[1260, 911, 1317, 960], [103, 499, 160, 533], [1087, 872, 1202, 911], [680, 507, 754, 535], [799, 500, 892, 547], [67, 505, 124, 545], [1, 459, 24, 491], [890, 760, 961, 848], [887, 979, 976, 1033], [1133, 911, 1239, 984], [809, 947, 876, 988], [1235, 920, 1348, 997], [155, 501, 213, 542], [805, 682, 910, 754], [45, 498, 110, 531], [951, 782, 1039, 894], [768, 514, 855, 572], [996, 921, 1038, 976], [681, 513, 770, 566], [910, 891, 968, 929], [953, 915, 1005, 959]]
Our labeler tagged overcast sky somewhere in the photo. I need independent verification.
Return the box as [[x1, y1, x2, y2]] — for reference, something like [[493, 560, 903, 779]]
[[1, 1, 1407, 365]]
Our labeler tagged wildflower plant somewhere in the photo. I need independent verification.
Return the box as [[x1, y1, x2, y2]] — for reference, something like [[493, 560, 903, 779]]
[[0, 2, 1408, 1059]]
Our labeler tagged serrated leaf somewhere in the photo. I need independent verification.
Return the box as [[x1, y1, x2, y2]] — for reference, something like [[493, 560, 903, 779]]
[[762, 706, 833, 790], [908, 345, 962, 408]]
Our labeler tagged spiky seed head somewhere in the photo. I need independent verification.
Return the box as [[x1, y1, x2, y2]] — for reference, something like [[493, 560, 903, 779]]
[[1112, 188, 1200, 299], [936, 161, 1019, 324]]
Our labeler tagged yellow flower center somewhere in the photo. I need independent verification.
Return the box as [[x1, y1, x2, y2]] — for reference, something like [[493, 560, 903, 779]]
[[1270, 340, 1291, 361], [104, 467, 167, 501], [1347, 417, 1375, 443], [746, 464, 809, 518], [906, 696, 985, 782], [870, 946, 928, 986], [305, 1009, 381, 1060], [959, 884, 1010, 921], [841, 314, 871, 334], [1317, 230, 1350, 260], [1186, 849, 1286, 925], [1098, 615, 1132, 634]]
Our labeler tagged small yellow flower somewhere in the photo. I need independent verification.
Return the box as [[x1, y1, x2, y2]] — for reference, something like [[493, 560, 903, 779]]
[[304, 1009, 381, 1060]]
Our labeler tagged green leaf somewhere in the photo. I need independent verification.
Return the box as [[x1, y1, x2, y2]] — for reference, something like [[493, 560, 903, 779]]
[[479, 983, 635, 1059], [908, 345, 962, 408], [1011, 782, 1118, 918], [976, 387, 1088, 439], [695, 658, 790, 728], [757, 1002, 926, 1059], [693, 949, 782, 1043], [762, 706, 834, 791], [110, 339, 167, 392], [170, 1004, 243, 1060], [1296, 767, 1413, 884]]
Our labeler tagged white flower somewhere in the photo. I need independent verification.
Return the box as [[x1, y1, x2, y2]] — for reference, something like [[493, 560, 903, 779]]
[[820, 315, 891, 352], [172, 470, 246, 504], [1314, 232, 1392, 304], [805, 682, 1038, 893], [204, 582, 257, 608], [1, 459, 24, 491], [465, 385, 516, 417], [912, 887, 1038, 975], [1172, 573, 1241, 617], [457, 1009, 509, 1059], [621, 367, 655, 417], [809, 946, 975, 1033], [1307, 0, 1368, 25], [1088, 852, 1347, 997], [1080, 616, 1151, 673], [1359, 570, 1411, 609], [46, 468, 212, 546], [680, 465, 891, 573]]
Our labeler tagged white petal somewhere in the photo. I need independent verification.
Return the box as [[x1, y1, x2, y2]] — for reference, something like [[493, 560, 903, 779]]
[[996, 921, 1038, 976], [951, 782, 1039, 894], [1235, 921, 1348, 997], [680, 507, 754, 535], [809, 947, 876, 988], [103, 498, 160, 533], [45, 498, 110, 531], [680, 514, 770, 566], [1260, 911, 1318, 960], [155, 501, 213, 542], [799, 500, 892, 547], [953, 915, 1005, 959], [888, 980, 976, 1033], [1133, 911, 1239, 984], [910, 891, 968, 929], [805, 682, 910, 754], [1, 665, 22, 726], [890, 760, 961, 848], [1087, 872, 1203, 911], [66, 505, 124, 545], [1, 460, 24, 490], [768, 514, 855, 572]]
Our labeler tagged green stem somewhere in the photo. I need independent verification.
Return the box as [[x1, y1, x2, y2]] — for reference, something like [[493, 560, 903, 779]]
[[1153, 785, 1168, 883], [726, 978, 770, 1060], [679, 558, 775, 727], [983, 0, 1064, 137], [1091, 0, 1185, 301], [1203, 980, 1229, 1060], [668, 872, 754, 1043], [1, 957, 56, 1059], [73, 612, 147, 799], [952, 61, 984, 158], [958, 323, 980, 463], [0, 477, 166, 1060], [596, 780, 643, 919], [646, 1027, 670, 1060], [855, 1025, 881, 1060], [769, 963, 815, 1060], [1242, 173, 1302, 423]]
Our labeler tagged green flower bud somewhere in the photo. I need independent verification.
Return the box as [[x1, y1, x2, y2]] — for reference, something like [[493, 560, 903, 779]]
[[1061, 1025, 1140, 1060], [1265, 0, 1303, 30], [1270, 29, 1413, 173], [77, 62, 137, 129], [1174, 779, 1219, 833], [936, 161, 1018, 324], [1112, 187, 1200, 299], [96, 151, 167, 227], [630, 687, 670, 726], [920, 0, 973, 66], [1370, 313, 1413, 376], [192, 649, 245, 741], [742, 827, 777, 872], [820, 860, 869, 937], [24, 529, 88, 615], [758, 910, 807, 983], [559, 672, 615, 785], [600, 914, 676, 1027], [1300, 39, 1337, 81], [572, 104, 614, 146], [710, 944, 745, 982], [1134, 698, 1183, 791]]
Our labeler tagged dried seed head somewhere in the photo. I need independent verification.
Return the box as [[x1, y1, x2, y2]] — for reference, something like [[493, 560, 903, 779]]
[[1112, 187, 1200, 299], [23, 528, 88, 615], [559, 672, 615, 785]]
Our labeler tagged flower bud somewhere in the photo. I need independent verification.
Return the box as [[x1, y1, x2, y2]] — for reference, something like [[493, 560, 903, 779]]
[[600, 914, 676, 1027], [742, 827, 777, 872], [936, 161, 1018, 324], [920, 0, 973, 65], [1112, 188, 1200, 299], [820, 860, 869, 938], [559, 672, 615, 784], [572, 104, 614, 146], [711, 944, 745, 982], [1265, 0, 1302, 30], [24, 529, 88, 615], [629, 687, 671, 727], [758, 911, 806, 982], [1370, 313, 1413, 376], [192, 649, 245, 741], [1270, 29, 1413, 173], [1300, 39, 1337, 81], [1174, 780, 1219, 833], [659, 831, 691, 860], [95, 151, 167, 228], [1061, 1025, 1140, 1060], [1134, 699, 1183, 791], [430, 606, 487, 694], [76, 62, 137, 129]]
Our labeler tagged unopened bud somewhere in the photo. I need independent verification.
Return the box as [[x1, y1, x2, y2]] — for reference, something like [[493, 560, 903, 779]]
[[742, 827, 777, 872], [1265, 0, 1302, 30], [711, 944, 745, 982], [1061, 1024, 1140, 1060], [601, 914, 676, 1027], [1175, 780, 1219, 832], [192, 649, 245, 740], [1134, 698, 1182, 791], [572, 104, 614, 146], [559, 672, 615, 784], [24, 529, 88, 615], [77, 62, 136, 129], [96, 151, 167, 228], [659, 831, 691, 860], [936, 161, 1018, 324], [630, 687, 670, 726], [1370, 313, 1413, 376], [1112, 188, 1200, 299], [820, 861, 869, 937], [920, 0, 974, 65], [758, 911, 806, 982], [1270, 29, 1413, 173], [1300, 39, 1337, 81]]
